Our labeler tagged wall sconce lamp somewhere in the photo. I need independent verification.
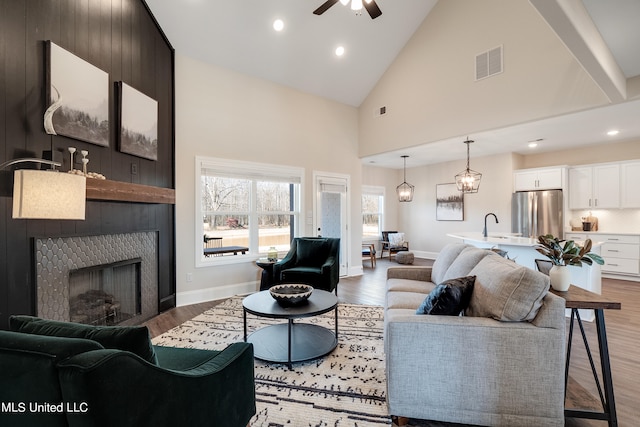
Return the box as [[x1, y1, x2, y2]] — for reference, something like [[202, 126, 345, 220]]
[[454, 138, 482, 193], [0, 158, 86, 220], [396, 155, 415, 202]]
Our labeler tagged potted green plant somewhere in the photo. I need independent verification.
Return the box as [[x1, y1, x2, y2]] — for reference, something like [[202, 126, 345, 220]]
[[535, 234, 605, 291]]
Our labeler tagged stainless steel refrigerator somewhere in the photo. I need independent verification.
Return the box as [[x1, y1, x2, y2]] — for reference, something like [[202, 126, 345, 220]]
[[511, 190, 563, 239]]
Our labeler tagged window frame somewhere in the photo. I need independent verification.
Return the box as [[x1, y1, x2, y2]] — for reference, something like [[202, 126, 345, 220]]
[[362, 185, 385, 242], [195, 156, 304, 267]]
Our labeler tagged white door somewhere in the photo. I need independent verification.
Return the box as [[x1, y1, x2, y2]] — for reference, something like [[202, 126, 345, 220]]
[[314, 173, 349, 276]]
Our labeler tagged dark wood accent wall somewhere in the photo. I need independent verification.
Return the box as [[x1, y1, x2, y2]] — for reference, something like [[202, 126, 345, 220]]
[[0, 0, 176, 329]]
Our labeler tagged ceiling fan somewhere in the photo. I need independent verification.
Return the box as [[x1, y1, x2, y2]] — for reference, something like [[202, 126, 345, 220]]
[[313, 0, 382, 20]]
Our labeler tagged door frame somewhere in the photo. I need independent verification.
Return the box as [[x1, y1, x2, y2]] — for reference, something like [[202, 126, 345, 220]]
[[313, 171, 350, 277]]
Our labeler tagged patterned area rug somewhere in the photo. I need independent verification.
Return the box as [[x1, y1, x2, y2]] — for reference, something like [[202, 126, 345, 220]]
[[152, 297, 391, 427]]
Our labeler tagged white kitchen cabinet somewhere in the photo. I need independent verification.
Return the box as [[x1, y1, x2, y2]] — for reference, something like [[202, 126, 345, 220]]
[[598, 234, 640, 276], [568, 164, 620, 209], [565, 233, 588, 241], [514, 167, 563, 191], [567, 233, 640, 278], [621, 161, 640, 208]]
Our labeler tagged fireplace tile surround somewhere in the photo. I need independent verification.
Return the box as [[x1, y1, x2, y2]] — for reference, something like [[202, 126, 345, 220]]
[[35, 232, 158, 325]]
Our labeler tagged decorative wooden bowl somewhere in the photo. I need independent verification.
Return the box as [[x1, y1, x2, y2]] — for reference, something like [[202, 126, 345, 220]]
[[269, 284, 313, 306]]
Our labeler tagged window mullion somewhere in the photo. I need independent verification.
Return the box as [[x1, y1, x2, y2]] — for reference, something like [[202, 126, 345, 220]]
[[250, 180, 259, 252]]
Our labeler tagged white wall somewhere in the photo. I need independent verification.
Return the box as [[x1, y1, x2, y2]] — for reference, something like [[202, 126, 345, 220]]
[[174, 54, 362, 305], [393, 153, 516, 257], [363, 141, 640, 258], [355, 0, 636, 259], [358, 0, 609, 158]]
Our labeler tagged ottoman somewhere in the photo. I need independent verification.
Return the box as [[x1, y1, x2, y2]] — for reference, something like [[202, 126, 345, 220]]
[[395, 251, 414, 264]]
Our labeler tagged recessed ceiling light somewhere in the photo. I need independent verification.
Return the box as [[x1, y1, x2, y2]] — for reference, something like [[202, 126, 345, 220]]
[[335, 46, 345, 57], [607, 130, 619, 136], [528, 142, 538, 148], [273, 19, 284, 32]]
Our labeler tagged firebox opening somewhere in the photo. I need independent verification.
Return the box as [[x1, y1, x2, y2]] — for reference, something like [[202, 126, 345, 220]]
[[69, 258, 142, 326]]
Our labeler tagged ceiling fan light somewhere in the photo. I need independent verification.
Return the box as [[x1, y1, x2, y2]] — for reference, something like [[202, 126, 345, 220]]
[[351, 0, 363, 11], [340, 0, 350, 5]]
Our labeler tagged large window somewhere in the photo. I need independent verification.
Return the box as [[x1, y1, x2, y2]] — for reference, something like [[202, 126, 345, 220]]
[[197, 157, 303, 266], [362, 186, 384, 240]]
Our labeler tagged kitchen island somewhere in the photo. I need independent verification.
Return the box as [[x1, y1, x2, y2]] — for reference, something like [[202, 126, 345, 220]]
[[447, 232, 602, 320]]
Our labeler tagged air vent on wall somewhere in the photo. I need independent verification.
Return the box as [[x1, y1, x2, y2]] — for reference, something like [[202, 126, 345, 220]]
[[475, 45, 503, 81], [373, 105, 387, 117]]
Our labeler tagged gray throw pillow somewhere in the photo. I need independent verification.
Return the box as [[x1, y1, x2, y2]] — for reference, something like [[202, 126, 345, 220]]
[[465, 255, 550, 321], [416, 276, 476, 315]]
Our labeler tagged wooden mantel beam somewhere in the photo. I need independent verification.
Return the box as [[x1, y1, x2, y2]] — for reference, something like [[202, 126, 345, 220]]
[[86, 179, 175, 204]]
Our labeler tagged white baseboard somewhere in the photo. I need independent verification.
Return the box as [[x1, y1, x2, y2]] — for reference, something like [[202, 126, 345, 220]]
[[176, 281, 258, 307], [411, 250, 438, 260], [602, 273, 640, 282], [347, 265, 364, 277]]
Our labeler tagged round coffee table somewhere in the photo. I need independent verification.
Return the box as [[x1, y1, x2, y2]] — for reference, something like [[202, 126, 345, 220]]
[[242, 289, 338, 369]]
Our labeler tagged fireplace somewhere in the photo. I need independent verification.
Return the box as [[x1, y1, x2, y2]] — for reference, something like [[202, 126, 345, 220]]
[[35, 232, 158, 326], [69, 258, 142, 325]]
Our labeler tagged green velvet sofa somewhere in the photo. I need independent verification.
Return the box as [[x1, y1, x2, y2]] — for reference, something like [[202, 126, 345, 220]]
[[0, 316, 256, 427]]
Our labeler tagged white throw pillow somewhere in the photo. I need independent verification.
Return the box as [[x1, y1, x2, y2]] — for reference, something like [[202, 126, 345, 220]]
[[388, 233, 405, 246]]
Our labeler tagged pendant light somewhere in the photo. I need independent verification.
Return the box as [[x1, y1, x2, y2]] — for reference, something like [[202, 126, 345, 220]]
[[455, 138, 482, 193], [396, 155, 414, 202]]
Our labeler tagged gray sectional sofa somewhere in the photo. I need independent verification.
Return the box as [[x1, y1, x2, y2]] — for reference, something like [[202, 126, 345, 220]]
[[384, 243, 566, 427]]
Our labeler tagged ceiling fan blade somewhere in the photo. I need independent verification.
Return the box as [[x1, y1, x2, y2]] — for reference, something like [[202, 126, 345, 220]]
[[363, 0, 382, 19], [313, 0, 340, 15]]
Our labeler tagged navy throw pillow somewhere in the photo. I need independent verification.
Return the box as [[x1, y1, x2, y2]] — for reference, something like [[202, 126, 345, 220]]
[[416, 276, 476, 315]]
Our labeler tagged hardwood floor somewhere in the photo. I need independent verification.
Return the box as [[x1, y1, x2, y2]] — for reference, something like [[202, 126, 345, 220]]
[[144, 258, 639, 427]]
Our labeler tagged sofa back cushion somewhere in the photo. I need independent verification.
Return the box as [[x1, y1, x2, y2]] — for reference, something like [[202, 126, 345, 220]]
[[440, 247, 495, 282], [9, 315, 157, 364], [466, 255, 550, 321], [431, 243, 471, 284]]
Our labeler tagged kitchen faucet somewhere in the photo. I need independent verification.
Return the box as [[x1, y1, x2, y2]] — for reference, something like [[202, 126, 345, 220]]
[[483, 213, 499, 238]]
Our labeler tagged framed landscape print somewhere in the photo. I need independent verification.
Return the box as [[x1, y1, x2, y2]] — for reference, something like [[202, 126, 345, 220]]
[[45, 41, 110, 147], [117, 82, 158, 161], [436, 183, 464, 221]]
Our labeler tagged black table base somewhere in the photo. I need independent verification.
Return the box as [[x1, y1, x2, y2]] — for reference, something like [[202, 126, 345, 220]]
[[248, 322, 337, 368]]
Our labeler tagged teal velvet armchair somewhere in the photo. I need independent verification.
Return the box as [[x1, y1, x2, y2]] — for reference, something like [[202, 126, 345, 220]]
[[273, 237, 340, 294], [0, 316, 256, 427]]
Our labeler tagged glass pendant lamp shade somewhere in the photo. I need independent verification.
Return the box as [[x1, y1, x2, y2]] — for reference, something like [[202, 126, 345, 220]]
[[455, 138, 482, 193], [396, 155, 414, 202]]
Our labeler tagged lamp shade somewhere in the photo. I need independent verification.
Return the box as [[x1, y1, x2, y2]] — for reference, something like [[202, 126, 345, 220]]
[[13, 170, 86, 219]]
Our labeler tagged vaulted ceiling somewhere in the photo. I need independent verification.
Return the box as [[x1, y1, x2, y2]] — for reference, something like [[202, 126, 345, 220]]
[[146, 0, 640, 167]]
